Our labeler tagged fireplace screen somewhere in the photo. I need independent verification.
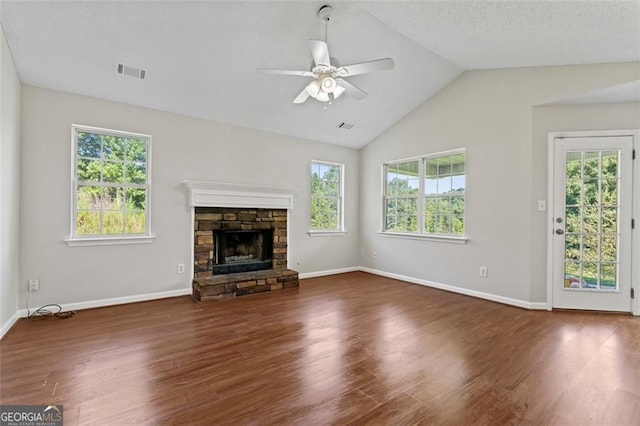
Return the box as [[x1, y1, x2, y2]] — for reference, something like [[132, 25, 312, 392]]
[[212, 229, 273, 274]]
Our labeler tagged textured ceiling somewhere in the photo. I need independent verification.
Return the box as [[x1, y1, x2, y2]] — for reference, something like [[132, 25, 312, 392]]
[[1, 1, 639, 149]]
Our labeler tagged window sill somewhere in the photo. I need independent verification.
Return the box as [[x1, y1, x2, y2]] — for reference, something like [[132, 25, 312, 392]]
[[378, 232, 468, 244], [308, 230, 347, 237], [66, 235, 156, 247]]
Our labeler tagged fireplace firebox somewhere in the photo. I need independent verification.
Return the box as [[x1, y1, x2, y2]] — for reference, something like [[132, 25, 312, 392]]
[[212, 229, 273, 274]]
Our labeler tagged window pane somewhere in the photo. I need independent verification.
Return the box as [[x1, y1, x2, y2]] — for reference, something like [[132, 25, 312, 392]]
[[582, 235, 599, 261], [407, 178, 420, 194], [452, 215, 464, 235], [77, 158, 101, 182], [565, 180, 581, 206], [437, 176, 452, 194], [126, 188, 147, 210], [437, 197, 451, 214], [583, 179, 599, 205], [601, 179, 617, 205], [77, 132, 102, 158], [565, 207, 580, 233], [564, 234, 581, 261], [324, 181, 339, 197], [126, 211, 146, 234], [600, 264, 617, 290], [601, 207, 618, 234], [582, 262, 598, 288], [601, 151, 618, 179], [102, 161, 124, 183], [103, 187, 124, 210], [102, 135, 125, 161], [565, 152, 582, 179], [425, 176, 437, 195], [583, 207, 599, 234], [564, 262, 581, 288], [583, 152, 599, 180], [76, 211, 101, 235], [452, 174, 465, 192], [326, 166, 340, 181], [406, 198, 418, 231], [125, 163, 146, 184], [451, 196, 464, 215], [77, 186, 101, 211], [436, 215, 450, 233], [125, 138, 147, 162], [601, 236, 617, 262], [103, 211, 125, 234]]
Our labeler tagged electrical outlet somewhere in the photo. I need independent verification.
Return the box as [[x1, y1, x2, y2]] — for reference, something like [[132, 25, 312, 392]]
[[537, 200, 546, 211], [28, 279, 40, 292], [479, 266, 488, 278], [373, 251, 377, 258], [177, 263, 185, 274]]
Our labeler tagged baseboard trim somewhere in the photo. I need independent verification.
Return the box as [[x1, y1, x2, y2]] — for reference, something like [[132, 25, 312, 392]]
[[0, 310, 20, 340], [299, 267, 361, 280], [360, 267, 549, 311], [16, 287, 192, 319], [6, 267, 549, 330]]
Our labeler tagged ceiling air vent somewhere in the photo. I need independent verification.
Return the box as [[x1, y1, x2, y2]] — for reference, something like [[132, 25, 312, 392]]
[[337, 122, 354, 130], [116, 63, 146, 80]]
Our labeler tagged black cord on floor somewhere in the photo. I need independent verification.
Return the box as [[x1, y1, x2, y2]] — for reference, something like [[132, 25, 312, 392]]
[[26, 292, 76, 319]]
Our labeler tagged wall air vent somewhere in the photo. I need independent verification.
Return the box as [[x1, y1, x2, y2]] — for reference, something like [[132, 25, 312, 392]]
[[337, 122, 354, 130], [116, 63, 146, 80]]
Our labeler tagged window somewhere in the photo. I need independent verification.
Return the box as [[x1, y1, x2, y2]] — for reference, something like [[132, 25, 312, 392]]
[[310, 161, 344, 232], [384, 150, 465, 238], [69, 125, 152, 244]]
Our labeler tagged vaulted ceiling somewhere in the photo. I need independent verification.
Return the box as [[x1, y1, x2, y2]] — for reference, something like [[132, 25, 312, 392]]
[[2, 1, 639, 149]]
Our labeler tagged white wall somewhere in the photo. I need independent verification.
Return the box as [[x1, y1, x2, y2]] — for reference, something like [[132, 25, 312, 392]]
[[360, 62, 639, 306], [1, 26, 21, 336], [19, 86, 360, 309], [530, 102, 640, 302]]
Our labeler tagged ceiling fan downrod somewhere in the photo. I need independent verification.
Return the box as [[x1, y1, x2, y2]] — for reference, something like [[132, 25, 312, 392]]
[[318, 5, 333, 43]]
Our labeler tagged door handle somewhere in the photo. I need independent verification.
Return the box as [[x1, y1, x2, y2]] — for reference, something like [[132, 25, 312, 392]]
[[555, 229, 564, 235]]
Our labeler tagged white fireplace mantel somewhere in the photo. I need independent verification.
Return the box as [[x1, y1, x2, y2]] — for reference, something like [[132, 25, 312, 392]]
[[183, 181, 295, 209]]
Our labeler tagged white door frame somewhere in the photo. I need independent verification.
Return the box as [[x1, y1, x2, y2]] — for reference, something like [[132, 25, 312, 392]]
[[547, 129, 639, 315]]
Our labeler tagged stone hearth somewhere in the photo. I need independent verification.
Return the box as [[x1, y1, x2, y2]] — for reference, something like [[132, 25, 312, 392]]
[[193, 268, 299, 301]]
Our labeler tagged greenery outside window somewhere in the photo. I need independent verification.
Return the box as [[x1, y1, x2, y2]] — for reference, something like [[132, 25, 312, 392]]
[[69, 125, 152, 245], [310, 161, 344, 232], [383, 149, 465, 238]]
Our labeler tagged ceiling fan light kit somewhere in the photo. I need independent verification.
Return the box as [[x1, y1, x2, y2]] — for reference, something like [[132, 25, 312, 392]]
[[258, 4, 395, 105]]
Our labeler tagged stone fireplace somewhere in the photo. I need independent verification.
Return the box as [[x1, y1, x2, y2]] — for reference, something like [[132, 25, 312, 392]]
[[184, 181, 298, 302]]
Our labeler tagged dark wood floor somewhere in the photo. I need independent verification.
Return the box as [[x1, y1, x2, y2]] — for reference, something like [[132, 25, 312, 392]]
[[1, 272, 639, 425]]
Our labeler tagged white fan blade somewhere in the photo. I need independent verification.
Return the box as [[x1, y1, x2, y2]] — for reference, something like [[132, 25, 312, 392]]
[[309, 40, 331, 67], [259, 69, 315, 77], [337, 58, 394, 77], [333, 84, 346, 99], [336, 78, 367, 100], [293, 87, 311, 104]]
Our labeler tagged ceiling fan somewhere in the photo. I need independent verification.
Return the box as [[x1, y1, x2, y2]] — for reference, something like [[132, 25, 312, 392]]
[[259, 5, 395, 104]]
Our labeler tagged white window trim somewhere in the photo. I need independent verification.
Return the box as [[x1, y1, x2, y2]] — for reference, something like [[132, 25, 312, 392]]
[[67, 124, 154, 247], [309, 160, 345, 233], [308, 230, 347, 237], [382, 148, 466, 240]]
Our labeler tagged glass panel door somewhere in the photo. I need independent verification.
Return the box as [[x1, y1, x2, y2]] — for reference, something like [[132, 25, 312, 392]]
[[552, 136, 633, 312]]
